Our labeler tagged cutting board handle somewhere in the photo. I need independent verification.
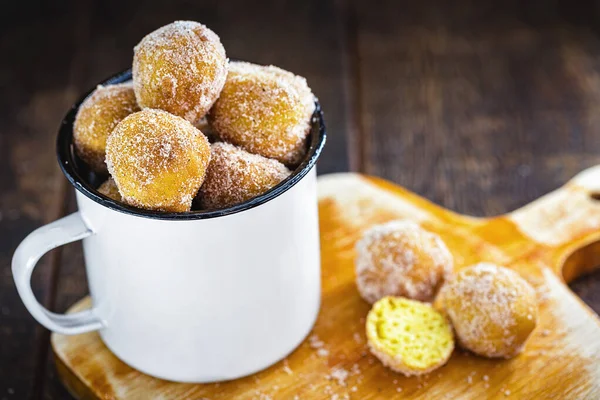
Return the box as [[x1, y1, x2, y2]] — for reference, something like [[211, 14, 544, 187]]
[[570, 164, 600, 195], [509, 164, 600, 246], [509, 165, 600, 281]]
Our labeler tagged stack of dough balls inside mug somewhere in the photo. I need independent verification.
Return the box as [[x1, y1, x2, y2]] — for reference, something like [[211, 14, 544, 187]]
[[73, 20, 315, 212], [356, 220, 539, 376]]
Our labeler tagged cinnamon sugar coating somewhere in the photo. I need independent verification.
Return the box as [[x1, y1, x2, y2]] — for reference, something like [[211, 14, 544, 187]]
[[198, 142, 290, 209], [73, 83, 140, 173], [208, 61, 315, 165], [133, 21, 227, 124], [355, 220, 453, 304], [106, 109, 211, 212], [438, 263, 538, 358]]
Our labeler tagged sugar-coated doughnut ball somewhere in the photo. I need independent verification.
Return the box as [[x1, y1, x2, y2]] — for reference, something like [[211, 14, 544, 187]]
[[198, 142, 291, 209], [133, 21, 227, 124], [73, 83, 140, 173], [366, 296, 454, 376], [97, 178, 122, 202], [355, 220, 453, 304], [438, 263, 538, 358], [106, 109, 211, 212], [208, 61, 315, 165]]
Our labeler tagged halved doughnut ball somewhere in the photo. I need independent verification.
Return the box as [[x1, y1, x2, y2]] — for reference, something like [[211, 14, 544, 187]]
[[366, 296, 454, 376], [355, 220, 453, 304], [133, 21, 227, 124], [198, 142, 291, 209], [73, 83, 140, 173], [438, 263, 538, 358], [208, 61, 315, 165], [106, 109, 211, 212]]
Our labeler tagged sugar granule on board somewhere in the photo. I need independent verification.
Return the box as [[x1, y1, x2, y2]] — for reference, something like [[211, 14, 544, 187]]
[[329, 367, 349, 387]]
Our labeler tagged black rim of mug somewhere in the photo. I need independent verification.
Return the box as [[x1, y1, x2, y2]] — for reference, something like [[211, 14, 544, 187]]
[[56, 69, 327, 220]]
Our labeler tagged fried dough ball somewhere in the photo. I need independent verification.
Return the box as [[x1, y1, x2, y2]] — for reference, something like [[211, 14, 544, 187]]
[[438, 263, 538, 358], [106, 109, 211, 212], [133, 21, 227, 124], [97, 178, 122, 202], [208, 61, 315, 165], [355, 220, 453, 304], [198, 142, 291, 209], [366, 297, 454, 376], [73, 83, 140, 173]]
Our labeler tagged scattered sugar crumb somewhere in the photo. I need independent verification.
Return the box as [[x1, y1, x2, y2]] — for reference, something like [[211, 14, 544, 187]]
[[505, 390, 511, 396], [541, 329, 551, 337], [309, 334, 329, 357], [467, 375, 473, 384], [317, 348, 330, 357], [396, 387, 403, 392], [483, 375, 489, 381], [353, 332, 362, 343], [283, 359, 293, 375], [330, 367, 349, 387], [351, 363, 361, 375], [393, 379, 398, 384], [309, 334, 324, 349], [351, 386, 358, 392]]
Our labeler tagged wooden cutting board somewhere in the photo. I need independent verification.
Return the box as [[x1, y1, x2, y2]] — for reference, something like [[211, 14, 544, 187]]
[[52, 170, 600, 399]]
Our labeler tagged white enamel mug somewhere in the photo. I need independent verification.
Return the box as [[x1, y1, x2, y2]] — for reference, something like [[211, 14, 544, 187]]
[[12, 70, 326, 383]]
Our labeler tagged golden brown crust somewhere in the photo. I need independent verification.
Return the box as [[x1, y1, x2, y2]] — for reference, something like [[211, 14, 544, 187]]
[[198, 142, 291, 209], [73, 83, 140, 173], [208, 61, 314, 165], [439, 263, 538, 358], [355, 220, 453, 304], [105, 109, 211, 212], [133, 21, 227, 124], [368, 341, 453, 377]]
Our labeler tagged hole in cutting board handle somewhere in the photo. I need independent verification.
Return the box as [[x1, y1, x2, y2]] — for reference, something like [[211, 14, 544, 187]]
[[562, 240, 600, 283], [562, 239, 600, 316], [590, 192, 600, 201]]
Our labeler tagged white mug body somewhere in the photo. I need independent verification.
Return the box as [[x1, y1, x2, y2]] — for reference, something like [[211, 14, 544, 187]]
[[77, 168, 320, 382]]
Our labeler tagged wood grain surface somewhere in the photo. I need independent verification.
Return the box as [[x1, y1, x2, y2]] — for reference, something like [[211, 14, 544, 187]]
[[53, 170, 600, 399], [2, 0, 600, 398]]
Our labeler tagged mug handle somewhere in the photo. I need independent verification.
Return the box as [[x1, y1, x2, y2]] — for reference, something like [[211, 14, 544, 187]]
[[12, 212, 105, 335]]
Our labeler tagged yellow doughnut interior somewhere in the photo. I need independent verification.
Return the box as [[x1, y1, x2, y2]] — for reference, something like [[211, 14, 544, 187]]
[[366, 296, 454, 375]]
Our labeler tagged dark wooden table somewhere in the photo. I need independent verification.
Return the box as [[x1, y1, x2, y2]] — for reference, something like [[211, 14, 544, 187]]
[[2, 0, 600, 398]]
